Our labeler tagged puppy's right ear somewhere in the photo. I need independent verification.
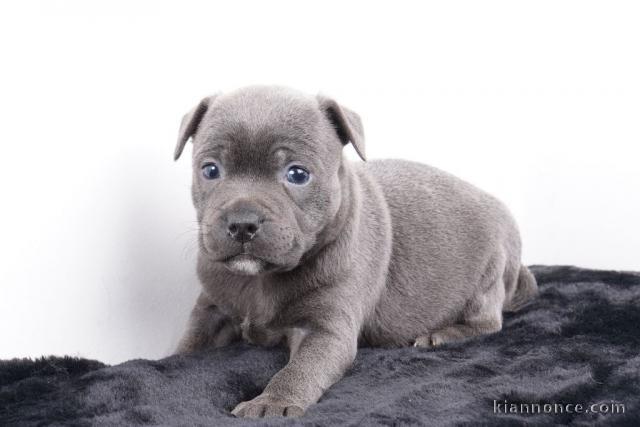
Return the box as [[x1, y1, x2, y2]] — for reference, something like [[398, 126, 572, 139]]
[[174, 95, 218, 161]]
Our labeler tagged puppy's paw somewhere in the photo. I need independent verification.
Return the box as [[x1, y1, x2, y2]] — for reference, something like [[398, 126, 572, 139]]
[[413, 333, 445, 348], [231, 393, 304, 418], [428, 331, 447, 346]]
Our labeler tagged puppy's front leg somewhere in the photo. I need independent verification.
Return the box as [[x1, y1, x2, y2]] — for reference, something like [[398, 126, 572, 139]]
[[232, 328, 357, 418], [175, 292, 240, 354]]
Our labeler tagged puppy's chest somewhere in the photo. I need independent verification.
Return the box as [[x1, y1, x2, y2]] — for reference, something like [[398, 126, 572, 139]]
[[233, 288, 288, 347]]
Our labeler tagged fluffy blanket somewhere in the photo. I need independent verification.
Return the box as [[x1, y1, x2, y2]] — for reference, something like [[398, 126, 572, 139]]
[[1, 266, 639, 426]]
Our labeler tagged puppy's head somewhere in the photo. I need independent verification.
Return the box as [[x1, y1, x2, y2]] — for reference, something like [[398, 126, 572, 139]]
[[175, 86, 365, 275]]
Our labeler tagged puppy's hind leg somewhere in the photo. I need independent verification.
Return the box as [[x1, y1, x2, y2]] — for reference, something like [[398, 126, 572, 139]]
[[414, 276, 505, 348]]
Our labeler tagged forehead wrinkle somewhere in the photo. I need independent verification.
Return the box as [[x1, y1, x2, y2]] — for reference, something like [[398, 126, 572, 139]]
[[193, 137, 230, 160], [195, 103, 325, 167], [268, 139, 322, 161]]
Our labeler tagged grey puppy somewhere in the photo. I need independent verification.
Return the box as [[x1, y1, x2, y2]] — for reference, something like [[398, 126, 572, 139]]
[[173, 86, 538, 418]]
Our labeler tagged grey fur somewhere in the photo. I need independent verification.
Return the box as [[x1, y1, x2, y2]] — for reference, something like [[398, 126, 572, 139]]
[[174, 86, 537, 418]]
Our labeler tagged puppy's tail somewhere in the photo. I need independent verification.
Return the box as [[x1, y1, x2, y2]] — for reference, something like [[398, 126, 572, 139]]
[[504, 265, 538, 312]]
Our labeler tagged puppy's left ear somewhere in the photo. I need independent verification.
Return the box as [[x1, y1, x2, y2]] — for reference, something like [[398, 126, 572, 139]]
[[174, 94, 218, 161], [317, 95, 366, 161]]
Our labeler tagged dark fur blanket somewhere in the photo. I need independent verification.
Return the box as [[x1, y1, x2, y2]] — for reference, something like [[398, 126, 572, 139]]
[[1, 266, 639, 426]]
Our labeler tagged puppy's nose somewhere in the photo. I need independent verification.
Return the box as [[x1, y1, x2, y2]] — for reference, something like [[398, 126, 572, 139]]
[[226, 212, 261, 243]]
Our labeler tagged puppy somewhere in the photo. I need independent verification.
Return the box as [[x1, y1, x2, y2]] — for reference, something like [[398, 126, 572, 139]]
[[173, 86, 538, 418]]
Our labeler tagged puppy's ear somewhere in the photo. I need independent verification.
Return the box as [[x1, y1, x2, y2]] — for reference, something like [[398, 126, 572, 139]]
[[317, 96, 366, 161], [174, 95, 218, 161]]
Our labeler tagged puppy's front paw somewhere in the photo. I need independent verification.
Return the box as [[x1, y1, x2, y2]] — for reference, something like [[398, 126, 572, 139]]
[[231, 393, 305, 418], [413, 333, 445, 348]]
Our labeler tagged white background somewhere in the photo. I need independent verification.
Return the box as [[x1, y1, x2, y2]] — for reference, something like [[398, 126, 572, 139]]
[[1, 1, 638, 364]]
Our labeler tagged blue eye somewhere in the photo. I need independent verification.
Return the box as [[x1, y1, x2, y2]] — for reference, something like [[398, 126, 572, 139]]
[[286, 165, 310, 185], [202, 163, 220, 180]]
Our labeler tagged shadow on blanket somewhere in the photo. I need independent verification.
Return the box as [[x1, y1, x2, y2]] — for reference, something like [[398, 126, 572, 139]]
[[1, 266, 639, 426]]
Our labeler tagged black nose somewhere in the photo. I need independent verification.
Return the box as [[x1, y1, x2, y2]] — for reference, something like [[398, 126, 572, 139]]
[[226, 212, 261, 243]]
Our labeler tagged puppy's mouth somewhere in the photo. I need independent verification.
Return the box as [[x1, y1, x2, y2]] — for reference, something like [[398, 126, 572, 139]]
[[221, 253, 275, 276]]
